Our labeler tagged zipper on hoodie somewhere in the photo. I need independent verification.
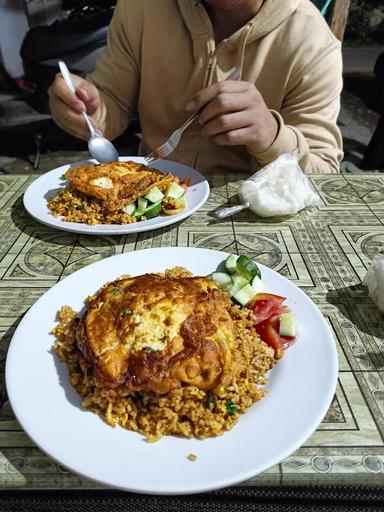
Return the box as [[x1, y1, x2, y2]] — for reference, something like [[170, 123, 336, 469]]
[[193, 1, 221, 170], [206, 47, 216, 86], [195, 1, 218, 86]]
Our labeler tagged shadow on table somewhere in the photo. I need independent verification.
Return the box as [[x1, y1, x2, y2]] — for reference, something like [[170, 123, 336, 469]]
[[207, 194, 297, 225], [0, 318, 22, 410], [10, 194, 69, 242], [326, 285, 384, 370]]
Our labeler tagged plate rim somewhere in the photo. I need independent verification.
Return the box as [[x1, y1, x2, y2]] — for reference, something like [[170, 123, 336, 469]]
[[22, 158, 210, 235], [5, 247, 338, 495]]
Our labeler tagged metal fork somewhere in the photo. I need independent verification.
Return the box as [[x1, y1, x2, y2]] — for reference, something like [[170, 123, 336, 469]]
[[144, 67, 241, 165]]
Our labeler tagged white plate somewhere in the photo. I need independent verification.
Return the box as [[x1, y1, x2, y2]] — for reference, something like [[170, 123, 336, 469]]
[[6, 247, 338, 495], [23, 157, 210, 235]]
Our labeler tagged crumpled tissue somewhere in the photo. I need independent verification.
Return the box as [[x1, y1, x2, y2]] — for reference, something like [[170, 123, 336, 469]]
[[363, 254, 384, 313], [238, 151, 320, 217], [213, 151, 321, 219]]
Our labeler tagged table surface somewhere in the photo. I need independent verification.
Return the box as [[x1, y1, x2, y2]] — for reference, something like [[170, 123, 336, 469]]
[[0, 171, 384, 490]]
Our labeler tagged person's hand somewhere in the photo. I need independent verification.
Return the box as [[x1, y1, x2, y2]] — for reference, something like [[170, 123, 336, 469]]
[[186, 81, 278, 153], [48, 73, 102, 140]]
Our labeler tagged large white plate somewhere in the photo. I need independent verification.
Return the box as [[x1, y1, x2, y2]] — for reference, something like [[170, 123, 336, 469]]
[[6, 247, 338, 495], [23, 157, 210, 235]]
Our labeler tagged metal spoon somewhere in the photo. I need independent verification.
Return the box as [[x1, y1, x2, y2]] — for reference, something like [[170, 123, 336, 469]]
[[58, 61, 119, 163], [213, 202, 250, 218]]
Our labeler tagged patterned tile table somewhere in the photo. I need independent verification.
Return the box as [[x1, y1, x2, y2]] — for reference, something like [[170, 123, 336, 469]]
[[0, 172, 383, 489]]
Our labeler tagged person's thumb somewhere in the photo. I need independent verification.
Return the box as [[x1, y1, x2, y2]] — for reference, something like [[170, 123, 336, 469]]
[[76, 82, 100, 116]]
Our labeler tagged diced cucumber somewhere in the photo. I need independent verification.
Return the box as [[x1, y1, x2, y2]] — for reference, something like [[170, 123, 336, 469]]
[[165, 182, 185, 199], [145, 186, 164, 203], [225, 254, 239, 274], [279, 312, 296, 337], [232, 274, 249, 288], [211, 272, 233, 291], [144, 201, 162, 219], [251, 276, 269, 294], [121, 202, 136, 215], [136, 197, 148, 214], [232, 284, 258, 306], [236, 255, 261, 281], [229, 274, 250, 297]]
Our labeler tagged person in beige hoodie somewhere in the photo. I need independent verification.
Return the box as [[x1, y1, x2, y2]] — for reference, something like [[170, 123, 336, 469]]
[[49, 0, 343, 174]]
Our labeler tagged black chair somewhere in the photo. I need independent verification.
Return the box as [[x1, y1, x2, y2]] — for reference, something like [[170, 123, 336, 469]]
[[361, 52, 384, 170]]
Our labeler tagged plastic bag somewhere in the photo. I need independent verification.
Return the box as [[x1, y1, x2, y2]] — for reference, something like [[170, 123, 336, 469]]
[[237, 151, 320, 217], [363, 254, 384, 313]]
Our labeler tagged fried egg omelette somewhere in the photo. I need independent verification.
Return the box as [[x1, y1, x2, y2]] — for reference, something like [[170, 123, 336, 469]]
[[76, 271, 239, 394], [66, 160, 173, 213]]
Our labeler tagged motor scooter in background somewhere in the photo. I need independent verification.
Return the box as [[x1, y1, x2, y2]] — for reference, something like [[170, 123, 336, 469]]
[[20, 0, 116, 103], [0, 0, 139, 169]]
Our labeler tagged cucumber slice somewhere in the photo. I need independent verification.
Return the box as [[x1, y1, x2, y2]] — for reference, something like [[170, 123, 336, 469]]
[[121, 202, 136, 215], [225, 254, 239, 274], [229, 273, 249, 297], [232, 284, 258, 306], [279, 312, 296, 337], [251, 276, 269, 294], [136, 197, 148, 214], [145, 186, 164, 203], [211, 272, 233, 291], [165, 182, 185, 199], [143, 201, 162, 219], [236, 255, 261, 281]]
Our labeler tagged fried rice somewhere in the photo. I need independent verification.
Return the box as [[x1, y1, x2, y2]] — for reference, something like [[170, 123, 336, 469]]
[[52, 268, 279, 441], [48, 187, 137, 225]]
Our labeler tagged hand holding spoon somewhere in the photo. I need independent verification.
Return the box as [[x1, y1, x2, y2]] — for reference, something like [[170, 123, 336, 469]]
[[58, 61, 119, 164]]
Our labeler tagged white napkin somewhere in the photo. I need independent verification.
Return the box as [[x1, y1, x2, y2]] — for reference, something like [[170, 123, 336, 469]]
[[363, 254, 384, 313]]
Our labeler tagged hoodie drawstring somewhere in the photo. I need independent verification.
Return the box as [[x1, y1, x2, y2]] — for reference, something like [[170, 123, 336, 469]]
[[236, 22, 253, 80]]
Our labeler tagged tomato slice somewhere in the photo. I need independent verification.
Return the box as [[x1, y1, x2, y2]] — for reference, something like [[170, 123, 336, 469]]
[[179, 177, 191, 190], [250, 293, 297, 350], [255, 313, 296, 350], [282, 335, 296, 346], [255, 314, 283, 350], [250, 293, 286, 325]]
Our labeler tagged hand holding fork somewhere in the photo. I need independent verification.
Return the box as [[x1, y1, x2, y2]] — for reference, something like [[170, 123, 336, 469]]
[[144, 67, 241, 165]]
